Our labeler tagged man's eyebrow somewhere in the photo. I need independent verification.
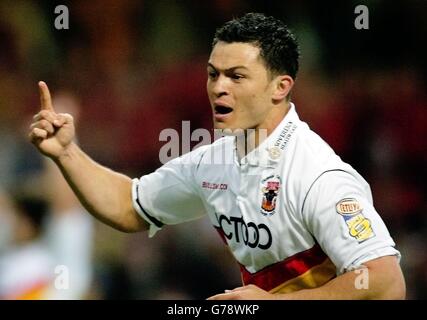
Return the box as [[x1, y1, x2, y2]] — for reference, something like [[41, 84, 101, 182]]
[[207, 63, 249, 72]]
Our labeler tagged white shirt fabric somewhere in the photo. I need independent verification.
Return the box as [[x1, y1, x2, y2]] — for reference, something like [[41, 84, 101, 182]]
[[44, 207, 94, 299], [0, 209, 94, 300], [0, 242, 55, 299], [132, 103, 400, 292]]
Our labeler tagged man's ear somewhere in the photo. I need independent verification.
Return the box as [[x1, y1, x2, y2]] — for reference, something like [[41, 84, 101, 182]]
[[272, 75, 294, 101]]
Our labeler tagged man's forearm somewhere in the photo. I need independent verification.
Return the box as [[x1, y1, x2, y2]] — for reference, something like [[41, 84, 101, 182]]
[[275, 256, 405, 300], [275, 268, 369, 300], [53, 142, 147, 232], [208, 256, 405, 300]]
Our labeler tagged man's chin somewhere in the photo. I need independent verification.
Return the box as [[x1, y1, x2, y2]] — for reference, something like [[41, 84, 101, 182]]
[[213, 121, 227, 130]]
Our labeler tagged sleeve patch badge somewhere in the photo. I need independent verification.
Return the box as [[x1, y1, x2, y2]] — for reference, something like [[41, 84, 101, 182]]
[[336, 198, 375, 242]]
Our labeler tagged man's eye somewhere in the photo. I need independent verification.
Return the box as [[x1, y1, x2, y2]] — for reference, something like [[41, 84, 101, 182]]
[[208, 71, 218, 78], [231, 74, 244, 80]]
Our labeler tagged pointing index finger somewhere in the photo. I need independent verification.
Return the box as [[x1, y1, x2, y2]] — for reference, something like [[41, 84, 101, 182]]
[[38, 81, 54, 111]]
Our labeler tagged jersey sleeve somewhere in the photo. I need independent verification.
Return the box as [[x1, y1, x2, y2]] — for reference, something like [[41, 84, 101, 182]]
[[132, 151, 206, 237], [302, 170, 400, 274]]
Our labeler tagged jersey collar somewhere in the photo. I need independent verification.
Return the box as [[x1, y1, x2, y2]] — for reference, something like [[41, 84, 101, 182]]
[[238, 102, 300, 168]]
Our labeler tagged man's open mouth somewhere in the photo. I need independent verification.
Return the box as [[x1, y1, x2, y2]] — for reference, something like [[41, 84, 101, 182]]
[[215, 105, 233, 115]]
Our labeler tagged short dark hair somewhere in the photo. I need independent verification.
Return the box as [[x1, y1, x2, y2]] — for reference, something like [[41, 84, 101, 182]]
[[213, 13, 300, 79]]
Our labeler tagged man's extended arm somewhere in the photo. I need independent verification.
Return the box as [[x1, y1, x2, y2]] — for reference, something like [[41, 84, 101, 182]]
[[208, 255, 406, 300], [29, 82, 148, 233]]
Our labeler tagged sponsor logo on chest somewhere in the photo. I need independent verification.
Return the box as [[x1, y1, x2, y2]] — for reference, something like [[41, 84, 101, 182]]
[[218, 214, 273, 250]]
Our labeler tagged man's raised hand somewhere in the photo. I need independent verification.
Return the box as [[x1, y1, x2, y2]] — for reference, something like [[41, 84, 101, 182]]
[[29, 81, 75, 159]]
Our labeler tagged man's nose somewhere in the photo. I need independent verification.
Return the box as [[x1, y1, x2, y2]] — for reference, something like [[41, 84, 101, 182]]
[[212, 75, 229, 97]]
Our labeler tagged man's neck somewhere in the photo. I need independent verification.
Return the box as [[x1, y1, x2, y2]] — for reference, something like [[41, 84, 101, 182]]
[[236, 102, 291, 161]]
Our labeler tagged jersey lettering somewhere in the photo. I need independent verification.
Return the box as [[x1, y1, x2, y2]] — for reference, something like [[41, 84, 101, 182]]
[[218, 214, 272, 249]]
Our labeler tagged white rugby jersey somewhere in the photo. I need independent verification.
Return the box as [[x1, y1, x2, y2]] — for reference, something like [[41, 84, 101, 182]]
[[132, 103, 400, 293]]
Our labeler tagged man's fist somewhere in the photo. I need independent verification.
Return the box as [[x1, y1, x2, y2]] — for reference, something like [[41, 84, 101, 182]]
[[29, 81, 76, 159]]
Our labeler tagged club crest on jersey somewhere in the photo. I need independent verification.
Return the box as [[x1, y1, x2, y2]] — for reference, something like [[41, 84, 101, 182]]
[[260, 175, 281, 216], [336, 198, 375, 242]]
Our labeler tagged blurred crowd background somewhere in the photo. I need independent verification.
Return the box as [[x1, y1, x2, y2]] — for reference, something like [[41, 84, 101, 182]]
[[0, 0, 426, 299]]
